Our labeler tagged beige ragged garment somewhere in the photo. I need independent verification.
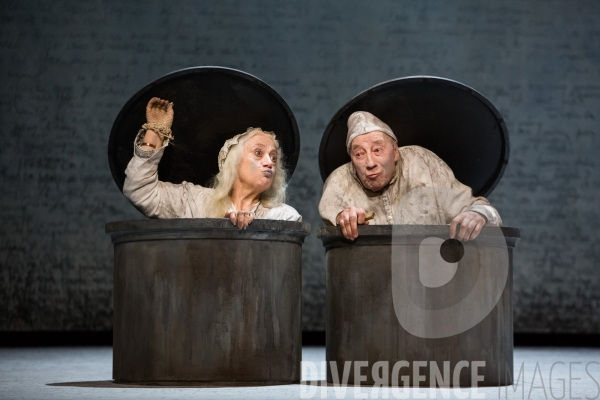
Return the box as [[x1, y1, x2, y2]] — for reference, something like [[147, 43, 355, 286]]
[[318, 145, 502, 226], [123, 133, 302, 221]]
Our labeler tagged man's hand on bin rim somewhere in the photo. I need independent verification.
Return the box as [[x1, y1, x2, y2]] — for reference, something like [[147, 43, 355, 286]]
[[336, 207, 370, 241], [449, 211, 486, 242]]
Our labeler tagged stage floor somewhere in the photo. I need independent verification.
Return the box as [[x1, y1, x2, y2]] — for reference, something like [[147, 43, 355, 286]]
[[0, 346, 598, 399]]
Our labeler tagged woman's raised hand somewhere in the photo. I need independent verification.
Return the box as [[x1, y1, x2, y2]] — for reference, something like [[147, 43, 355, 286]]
[[146, 97, 174, 128], [140, 98, 174, 150]]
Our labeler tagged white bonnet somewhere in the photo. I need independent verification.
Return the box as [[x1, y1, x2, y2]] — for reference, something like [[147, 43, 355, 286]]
[[217, 127, 274, 171], [346, 111, 396, 153]]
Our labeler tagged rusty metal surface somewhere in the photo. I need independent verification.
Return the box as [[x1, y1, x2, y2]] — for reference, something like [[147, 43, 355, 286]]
[[107, 219, 310, 384], [319, 225, 520, 387]]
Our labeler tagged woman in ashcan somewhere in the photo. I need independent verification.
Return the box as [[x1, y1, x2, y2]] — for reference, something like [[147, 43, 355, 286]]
[[124, 97, 302, 228]]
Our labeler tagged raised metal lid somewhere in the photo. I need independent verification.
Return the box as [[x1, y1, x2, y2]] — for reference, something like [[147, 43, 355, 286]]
[[108, 67, 300, 191], [318, 76, 509, 197]]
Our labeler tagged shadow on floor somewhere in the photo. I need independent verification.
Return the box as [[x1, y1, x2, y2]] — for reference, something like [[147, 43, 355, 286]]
[[47, 381, 297, 388], [49, 381, 509, 389]]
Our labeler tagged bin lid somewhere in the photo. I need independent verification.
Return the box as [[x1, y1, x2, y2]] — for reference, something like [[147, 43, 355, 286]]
[[108, 67, 300, 191], [318, 76, 509, 197]]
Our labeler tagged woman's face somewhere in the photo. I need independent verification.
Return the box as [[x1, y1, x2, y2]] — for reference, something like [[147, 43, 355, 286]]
[[237, 133, 278, 193]]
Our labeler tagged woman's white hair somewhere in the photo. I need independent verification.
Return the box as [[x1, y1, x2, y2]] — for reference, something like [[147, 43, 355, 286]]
[[206, 128, 288, 218]]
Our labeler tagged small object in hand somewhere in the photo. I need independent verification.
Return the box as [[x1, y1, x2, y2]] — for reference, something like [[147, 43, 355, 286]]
[[365, 211, 375, 221], [141, 142, 156, 149]]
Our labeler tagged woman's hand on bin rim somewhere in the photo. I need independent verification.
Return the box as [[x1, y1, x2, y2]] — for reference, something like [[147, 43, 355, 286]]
[[142, 97, 174, 150], [226, 210, 255, 230]]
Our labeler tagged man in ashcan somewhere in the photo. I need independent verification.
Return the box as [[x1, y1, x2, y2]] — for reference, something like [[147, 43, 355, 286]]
[[318, 111, 502, 241]]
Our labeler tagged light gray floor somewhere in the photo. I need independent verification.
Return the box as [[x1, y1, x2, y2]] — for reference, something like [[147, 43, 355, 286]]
[[0, 346, 599, 399]]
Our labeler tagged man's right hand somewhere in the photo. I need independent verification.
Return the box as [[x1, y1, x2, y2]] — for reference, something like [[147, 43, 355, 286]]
[[336, 207, 369, 240]]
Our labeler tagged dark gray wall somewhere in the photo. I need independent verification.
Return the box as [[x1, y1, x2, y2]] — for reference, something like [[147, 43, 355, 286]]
[[1, 0, 599, 332]]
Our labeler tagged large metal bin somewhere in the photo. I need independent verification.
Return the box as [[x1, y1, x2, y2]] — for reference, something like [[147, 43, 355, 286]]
[[319, 225, 520, 387], [107, 218, 310, 384]]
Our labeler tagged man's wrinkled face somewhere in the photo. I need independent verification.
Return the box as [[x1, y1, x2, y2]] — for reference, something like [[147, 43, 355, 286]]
[[350, 131, 399, 192], [237, 133, 278, 193]]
